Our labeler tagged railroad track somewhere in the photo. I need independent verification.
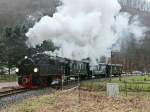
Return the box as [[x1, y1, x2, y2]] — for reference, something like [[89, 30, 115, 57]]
[[0, 83, 78, 99], [0, 88, 29, 99], [0, 75, 134, 99]]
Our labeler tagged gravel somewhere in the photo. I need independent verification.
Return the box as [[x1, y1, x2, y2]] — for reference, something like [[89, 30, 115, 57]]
[[0, 87, 54, 109]]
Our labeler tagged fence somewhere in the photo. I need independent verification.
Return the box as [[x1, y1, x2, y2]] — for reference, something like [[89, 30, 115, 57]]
[[120, 81, 150, 97], [79, 78, 150, 98], [53, 75, 80, 90]]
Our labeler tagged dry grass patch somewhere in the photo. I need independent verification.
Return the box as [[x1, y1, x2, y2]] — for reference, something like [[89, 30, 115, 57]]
[[1, 90, 150, 112]]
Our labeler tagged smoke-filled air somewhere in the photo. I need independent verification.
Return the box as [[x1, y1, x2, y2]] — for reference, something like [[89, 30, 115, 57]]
[[26, 0, 147, 64]]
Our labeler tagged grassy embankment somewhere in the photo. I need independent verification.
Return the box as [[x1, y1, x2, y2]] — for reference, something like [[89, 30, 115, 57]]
[[1, 90, 150, 112], [0, 74, 17, 82]]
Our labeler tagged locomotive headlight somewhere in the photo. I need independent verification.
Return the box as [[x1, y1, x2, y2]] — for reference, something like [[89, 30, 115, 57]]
[[15, 68, 19, 72], [34, 68, 38, 73], [24, 56, 28, 59]]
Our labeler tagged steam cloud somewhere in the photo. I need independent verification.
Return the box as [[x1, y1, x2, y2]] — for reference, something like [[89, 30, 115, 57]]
[[26, 0, 147, 64]]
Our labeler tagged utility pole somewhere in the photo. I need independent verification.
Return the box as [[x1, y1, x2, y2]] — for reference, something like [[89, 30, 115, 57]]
[[110, 51, 112, 82]]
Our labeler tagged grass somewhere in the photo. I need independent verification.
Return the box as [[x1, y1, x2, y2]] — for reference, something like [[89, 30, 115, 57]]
[[1, 90, 150, 112], [1, 91, 60, 112], [0, 74, 17, 82], [112, 75, 150, 83], [80, 75, 150, 97], [113, 75, 150, 92]]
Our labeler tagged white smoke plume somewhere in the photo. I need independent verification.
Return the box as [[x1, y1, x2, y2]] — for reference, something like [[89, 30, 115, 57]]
[[26, 0, 146, 64]]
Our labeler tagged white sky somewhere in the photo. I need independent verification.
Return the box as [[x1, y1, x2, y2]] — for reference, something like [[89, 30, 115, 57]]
[[145, 0, 150, 2]]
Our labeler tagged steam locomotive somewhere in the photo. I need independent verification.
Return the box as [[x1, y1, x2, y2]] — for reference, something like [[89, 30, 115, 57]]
[[15, 53, 122, 88]]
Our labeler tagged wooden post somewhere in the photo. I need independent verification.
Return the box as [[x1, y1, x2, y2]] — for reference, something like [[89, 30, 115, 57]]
[[119, 75, 121, 81], [110, 51, 112, 82], [78, 73, 81, 104], [61, 75, 64, 90], [110, 65, 112, 82], [125, 81, 127, 96]]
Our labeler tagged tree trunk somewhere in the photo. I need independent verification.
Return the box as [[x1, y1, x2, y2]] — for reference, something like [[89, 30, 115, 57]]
[[8, 65, 11, 75]]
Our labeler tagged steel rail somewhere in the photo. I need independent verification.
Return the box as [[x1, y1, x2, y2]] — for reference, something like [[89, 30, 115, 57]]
[[0, 88, 29, 99]]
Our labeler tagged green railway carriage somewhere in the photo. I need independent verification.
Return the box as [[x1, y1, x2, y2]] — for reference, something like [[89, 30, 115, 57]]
[[93, 63, 123, 78]]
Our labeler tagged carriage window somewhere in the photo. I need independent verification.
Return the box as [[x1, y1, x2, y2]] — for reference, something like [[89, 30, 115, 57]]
[[75, 63, 78, 70], [79, 64, 82, 70], [98, 65, 101, 70], [73, 63, 76, 69], [97, 66, 99, 70], [76, 63, 78, 70], [75, 63, 79, 70], [114, 66, 117, 71], [75, 63, 77, 70], [83, 64, 85, 70], [72, 63, 75, 70], [101, 65, 106, 71], [81, 64, 83, 70], [60, 65, 63, 71], [81, 64, 82, 70], [70, 63, 72, 69], [77, 64, 79, 70], [84, 64, 86, 70]]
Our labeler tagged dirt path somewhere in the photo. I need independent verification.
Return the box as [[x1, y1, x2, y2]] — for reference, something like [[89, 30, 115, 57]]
[[0, 82, 18, 89]]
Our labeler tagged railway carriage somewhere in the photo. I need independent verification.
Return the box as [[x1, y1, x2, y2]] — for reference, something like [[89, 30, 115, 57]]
[[92, 63, 122, 78], [110, 64, 123, 77], [92, 63, 107, 78], [69, 60, 91, 80]]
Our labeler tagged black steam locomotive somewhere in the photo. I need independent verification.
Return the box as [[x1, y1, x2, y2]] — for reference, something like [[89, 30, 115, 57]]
[[15, 53, 122, 88], [16, 53, 91, 88]]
